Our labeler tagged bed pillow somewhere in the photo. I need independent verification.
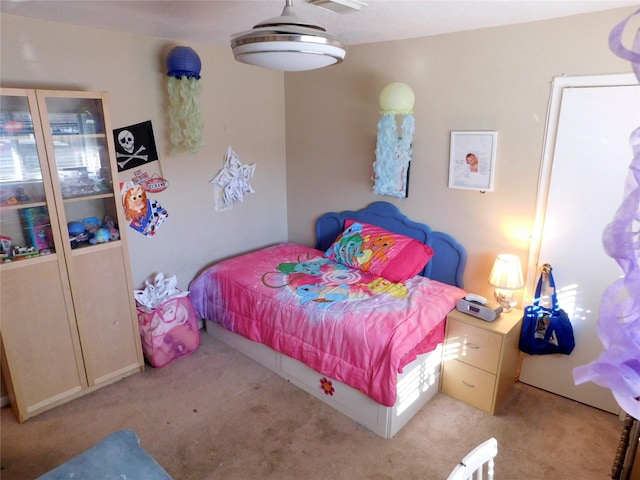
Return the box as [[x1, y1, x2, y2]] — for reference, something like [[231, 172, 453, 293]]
[[324, 219, 435, 283]]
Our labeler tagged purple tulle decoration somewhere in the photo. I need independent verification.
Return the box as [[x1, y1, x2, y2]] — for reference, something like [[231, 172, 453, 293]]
[[572, 9, 640, 420]]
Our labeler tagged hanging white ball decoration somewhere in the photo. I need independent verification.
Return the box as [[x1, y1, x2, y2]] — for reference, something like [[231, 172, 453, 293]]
[[379, 82, 415, 115]]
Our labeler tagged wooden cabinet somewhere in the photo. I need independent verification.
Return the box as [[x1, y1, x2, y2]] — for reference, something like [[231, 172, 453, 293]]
[[0, 88, 144, 422], [440, 307, 523, 414]]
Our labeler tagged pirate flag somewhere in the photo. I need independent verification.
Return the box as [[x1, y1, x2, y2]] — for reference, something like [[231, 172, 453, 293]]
[[113, 120, 159, 172]]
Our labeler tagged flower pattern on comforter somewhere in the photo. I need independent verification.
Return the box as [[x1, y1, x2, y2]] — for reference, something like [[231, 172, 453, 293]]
[[189, 243, 465, 406]]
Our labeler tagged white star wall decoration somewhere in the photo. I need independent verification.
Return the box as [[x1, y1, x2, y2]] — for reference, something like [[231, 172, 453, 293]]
[[210, 146, 256, 211]]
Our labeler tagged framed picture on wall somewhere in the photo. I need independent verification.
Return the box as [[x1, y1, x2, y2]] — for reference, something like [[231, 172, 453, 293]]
[[448, 131, 497, 192]]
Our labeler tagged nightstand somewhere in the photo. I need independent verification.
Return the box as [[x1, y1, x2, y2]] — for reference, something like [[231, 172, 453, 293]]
[[440, 307, 523, 414]]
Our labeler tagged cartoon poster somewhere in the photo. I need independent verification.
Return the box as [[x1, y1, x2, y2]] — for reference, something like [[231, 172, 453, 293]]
[[121, 181, 169, 237]]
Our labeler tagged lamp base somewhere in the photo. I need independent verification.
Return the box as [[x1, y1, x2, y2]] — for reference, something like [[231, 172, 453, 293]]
[[494, 289, 515, 312]]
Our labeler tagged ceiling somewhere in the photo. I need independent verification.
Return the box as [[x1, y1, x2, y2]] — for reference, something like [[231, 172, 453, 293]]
[[1, 0, 636, 47]]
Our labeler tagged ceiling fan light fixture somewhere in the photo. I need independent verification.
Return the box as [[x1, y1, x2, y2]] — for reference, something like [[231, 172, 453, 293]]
[[307, 0, 367, 14], [231, 0, 346, 72]]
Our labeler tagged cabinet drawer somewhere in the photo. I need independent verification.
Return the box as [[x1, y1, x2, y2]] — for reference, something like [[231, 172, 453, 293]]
[[441, 359, 496, 413], [445, 319, 502, 373]]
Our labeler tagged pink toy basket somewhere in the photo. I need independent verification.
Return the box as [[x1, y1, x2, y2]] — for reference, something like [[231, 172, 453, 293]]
[[136, 295, 200, 368]]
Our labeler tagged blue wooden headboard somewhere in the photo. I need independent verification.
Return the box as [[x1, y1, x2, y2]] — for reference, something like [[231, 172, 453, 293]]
[[315, 201, 466, 288]]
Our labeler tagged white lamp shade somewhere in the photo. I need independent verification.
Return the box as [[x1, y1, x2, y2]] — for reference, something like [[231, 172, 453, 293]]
[[379, 82, 415, 114], [232, 39, 345, 71], [488, 254, 524, 290], [230, 2, 346, 72]]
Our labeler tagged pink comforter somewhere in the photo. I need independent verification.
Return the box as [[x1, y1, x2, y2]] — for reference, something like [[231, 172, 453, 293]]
[[189, 243, 465, 406]]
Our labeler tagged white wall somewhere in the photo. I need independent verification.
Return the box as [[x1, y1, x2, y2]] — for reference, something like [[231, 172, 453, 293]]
[[284, 6, 636, 301], [1, 7, 636, 401], [2, 7, 634, 311], [0, 14, 289, 292]]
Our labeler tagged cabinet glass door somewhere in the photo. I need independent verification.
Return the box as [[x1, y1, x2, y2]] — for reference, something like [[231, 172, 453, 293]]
[[0, 89, 87, 421], [39, 93, 119, 250], [37, 91, 143, 390], [0, 90, 57, 262]]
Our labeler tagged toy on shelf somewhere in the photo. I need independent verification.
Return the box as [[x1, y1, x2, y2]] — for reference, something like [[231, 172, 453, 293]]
[[103, 215, 120, 241], [0, 235, 11, 262], [6, 245, 39, 262], [0, 186, 30, 206], [82, 216, 101, 235], [68, 216, 120, 248], [0, 235, 11, 255], [68, 221, 89, 249], [58, 167, 110, 198], [0, 233, 52, 263], [12, 245, 36, 255], [90, 228, 110, 245], [23, 206, 53, 252]]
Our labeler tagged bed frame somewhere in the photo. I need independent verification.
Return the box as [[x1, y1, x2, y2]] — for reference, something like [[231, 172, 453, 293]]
[[204, 201, 466, 438], [315, 202, 466, 288]]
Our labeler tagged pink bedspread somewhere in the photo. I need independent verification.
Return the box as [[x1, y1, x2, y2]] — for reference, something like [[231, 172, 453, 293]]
[[189, 243, 465, 406]]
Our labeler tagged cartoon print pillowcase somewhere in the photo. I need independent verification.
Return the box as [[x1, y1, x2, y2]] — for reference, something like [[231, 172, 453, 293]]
[[324, 219, 435, 283]]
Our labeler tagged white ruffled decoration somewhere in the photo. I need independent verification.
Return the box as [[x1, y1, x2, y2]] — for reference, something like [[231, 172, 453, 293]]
[[373, 114, 414, 198]]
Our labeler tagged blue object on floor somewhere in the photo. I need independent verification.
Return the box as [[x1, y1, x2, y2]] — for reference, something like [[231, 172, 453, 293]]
[[36, 429, 173, 479]]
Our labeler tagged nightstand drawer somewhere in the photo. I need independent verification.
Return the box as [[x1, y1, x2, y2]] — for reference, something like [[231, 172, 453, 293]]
[[441, 359, 496, 413], [445, 318, 502, 374]]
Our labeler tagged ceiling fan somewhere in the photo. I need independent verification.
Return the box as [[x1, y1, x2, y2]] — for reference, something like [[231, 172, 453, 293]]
[[230, 0, 357, 72]]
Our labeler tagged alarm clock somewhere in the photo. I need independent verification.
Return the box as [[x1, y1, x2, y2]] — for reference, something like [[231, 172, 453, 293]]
[[456, 296, 503, 322]]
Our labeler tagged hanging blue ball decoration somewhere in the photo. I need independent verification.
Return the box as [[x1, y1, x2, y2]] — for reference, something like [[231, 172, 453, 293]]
[[167, 46, 202, 79]]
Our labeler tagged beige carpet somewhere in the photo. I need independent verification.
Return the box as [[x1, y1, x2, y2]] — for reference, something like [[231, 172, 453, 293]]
[[1, 330, 621, 479]]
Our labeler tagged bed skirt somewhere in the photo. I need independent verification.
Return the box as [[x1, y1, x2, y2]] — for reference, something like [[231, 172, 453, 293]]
[[205, 319, 442, 438]]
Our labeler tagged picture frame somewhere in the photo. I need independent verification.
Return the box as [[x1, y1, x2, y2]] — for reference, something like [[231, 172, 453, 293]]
[[448, 131, 497, 192]]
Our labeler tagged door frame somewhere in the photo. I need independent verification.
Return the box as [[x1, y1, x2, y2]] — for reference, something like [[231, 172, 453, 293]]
[[522, 72, 638, 413], [525, 72, 638, 302]]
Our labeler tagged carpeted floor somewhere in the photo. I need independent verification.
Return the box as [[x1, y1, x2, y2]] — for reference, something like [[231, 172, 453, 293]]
[[1, 330, 622, 479]]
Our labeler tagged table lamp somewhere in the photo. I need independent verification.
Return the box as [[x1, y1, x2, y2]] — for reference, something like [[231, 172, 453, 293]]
[[488, 254, 524, 312]]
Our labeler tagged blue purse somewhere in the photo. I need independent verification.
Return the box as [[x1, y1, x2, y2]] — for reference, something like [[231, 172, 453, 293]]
[[519, 267, 575, 355]]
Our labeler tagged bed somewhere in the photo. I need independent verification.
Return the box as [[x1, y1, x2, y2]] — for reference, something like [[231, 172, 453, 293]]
[[189, 201, 467, 438]]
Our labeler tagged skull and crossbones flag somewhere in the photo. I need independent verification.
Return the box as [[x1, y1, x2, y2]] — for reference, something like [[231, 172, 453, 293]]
[[113, 120, 159, 172]]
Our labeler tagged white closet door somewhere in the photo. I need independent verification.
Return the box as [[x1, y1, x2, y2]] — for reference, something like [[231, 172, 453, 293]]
[[520, 75, 640, 414]]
